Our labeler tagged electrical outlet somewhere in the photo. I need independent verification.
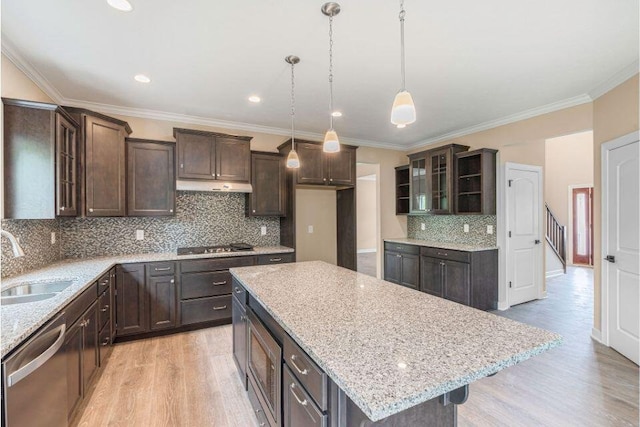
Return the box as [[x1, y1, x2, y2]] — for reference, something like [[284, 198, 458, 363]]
[[487, 225, 494, 234], [308, 225, 314, 234], [420, 223, 426, 231], [51, 232, 56, 244], [463, 224, 469, 233], [136, 229, 144, 240], [261, 226, 267, 236]]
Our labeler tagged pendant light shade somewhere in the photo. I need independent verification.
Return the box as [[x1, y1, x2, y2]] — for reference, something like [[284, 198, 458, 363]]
[[391, 90, 416, 125], [286, 149, 300, 168], [323, 129, 340, 153], [285, 55, 301, 169], [322, 3, 341, 153]]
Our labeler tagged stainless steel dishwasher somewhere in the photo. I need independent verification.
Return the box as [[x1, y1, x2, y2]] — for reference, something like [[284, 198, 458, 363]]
[[2, 313, 67, 427]]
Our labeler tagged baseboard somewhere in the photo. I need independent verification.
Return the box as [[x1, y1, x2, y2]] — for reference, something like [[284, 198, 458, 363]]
[[497, 301, 510, 311], [538, 291, 548, 299], [545, 269, 565, 279], [357, 248, 377, 254], [591, 328, 603, 344]]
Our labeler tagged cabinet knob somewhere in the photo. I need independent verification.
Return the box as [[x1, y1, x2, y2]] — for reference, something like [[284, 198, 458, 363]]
[[323, 178, 327, 182], [89, 208, 94, 213], [170, 279, 175, 283], [60, 206, 65, 211], [180, 163, 184, 168], [101, 305, 109, 312], [253, 210, 256, 213], [330, 178, 333, 182], [217, 173, 220, 177], [169, 209, 173, 213]]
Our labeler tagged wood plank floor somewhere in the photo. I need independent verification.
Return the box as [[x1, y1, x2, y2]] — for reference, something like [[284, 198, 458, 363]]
[[74, 267, 638, 426]]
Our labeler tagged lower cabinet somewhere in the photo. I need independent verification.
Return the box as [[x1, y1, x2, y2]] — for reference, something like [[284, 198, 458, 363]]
[[116, 264, 148, 335], [383, 243, 419, 289], [147, 275, 177, 331], [231, 291, 248, 388], [283, 365, 328, 427], [421, 256, 471, 305]]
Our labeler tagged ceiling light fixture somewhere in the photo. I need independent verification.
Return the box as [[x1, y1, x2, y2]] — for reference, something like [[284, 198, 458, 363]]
[[285, 55, 301, 169], [322, 2, 341, 153], [248, 95, 261, 103], [331, 111, 342, 117], [134, 74, 151, 83], [390, 0, 416, 126], [107, 0, 133, 12]]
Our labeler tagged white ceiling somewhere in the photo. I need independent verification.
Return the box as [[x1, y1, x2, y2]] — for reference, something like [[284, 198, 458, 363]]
[[2, 0, 638, 149]]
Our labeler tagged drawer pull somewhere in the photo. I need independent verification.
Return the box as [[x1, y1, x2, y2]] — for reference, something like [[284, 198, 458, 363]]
[[154, 267, 172, 271], [269, 258, 282, 262], [290, 383, 308, 406], [290, 354, 308, 375], [396, 246, 402, 250], [100, 280, 109, 286], [212, 281, 227, 286], [234, 287, 243, 294], [437, 252, 448, 256], [212, 305, 227, 311], [101, 305, 109, 312], [101, 338, 110, 346]]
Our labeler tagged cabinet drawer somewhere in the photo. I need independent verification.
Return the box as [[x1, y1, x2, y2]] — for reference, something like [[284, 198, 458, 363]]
[[180, 256, 256, 273], [64, 282, 98, 328], [146, 262, 175, 277], [420, 246, 470, 263], [97, 271, 110, 295], [232, 279, 247, 305], [98, 323, 111, 366], [257, 253, 294, 265], [248, 376, 271, 427], [98, 289, 111, 330], [283, 365, 327, 427], [384, 242, 419, 255], [181, 295, 232, 325], [283, 334, 328, 411], [181, 271, 232, 299]]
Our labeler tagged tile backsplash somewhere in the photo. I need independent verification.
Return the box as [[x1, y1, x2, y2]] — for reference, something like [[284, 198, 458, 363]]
[[407, 215, 497, 247], [1, 192, 280, 278]]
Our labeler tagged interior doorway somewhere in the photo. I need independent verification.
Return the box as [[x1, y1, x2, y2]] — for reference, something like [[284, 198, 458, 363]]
[[356, 163, 380, 278], [571, 186, 594, 266]]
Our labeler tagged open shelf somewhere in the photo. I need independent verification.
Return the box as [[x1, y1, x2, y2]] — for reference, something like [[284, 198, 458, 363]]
[[395, 165, 410, 215]]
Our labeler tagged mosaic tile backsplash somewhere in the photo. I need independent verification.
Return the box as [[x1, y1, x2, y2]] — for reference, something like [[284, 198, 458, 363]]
[[1, 192, 280, 278], [407, 215, 497, 247], [1, 219, 62, 278]]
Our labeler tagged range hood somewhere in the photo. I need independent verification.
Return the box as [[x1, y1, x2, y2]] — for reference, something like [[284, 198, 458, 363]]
[[176, 180, 253, 193]]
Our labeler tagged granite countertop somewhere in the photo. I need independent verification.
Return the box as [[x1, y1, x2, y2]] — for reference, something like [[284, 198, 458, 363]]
[[230, 261, 561, 422], [385, 237, 498, 252], [0, 246, 293, 358]]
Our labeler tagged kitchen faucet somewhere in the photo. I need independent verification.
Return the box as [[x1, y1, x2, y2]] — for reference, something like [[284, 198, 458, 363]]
[[1, 230, 25, 257]]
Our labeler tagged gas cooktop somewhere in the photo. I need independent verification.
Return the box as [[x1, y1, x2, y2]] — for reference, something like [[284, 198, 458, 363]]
[[177, 243, 254, 255]]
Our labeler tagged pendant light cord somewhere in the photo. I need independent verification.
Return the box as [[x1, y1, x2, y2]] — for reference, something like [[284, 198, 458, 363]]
[[329, 15, 335, 130], [290, 61, 296, 151], [400, 0, 406, 91]]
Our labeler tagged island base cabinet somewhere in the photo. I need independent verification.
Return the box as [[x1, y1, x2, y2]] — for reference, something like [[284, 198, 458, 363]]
[[231, 296, 248, 389], [283, 365, 328, 427], [345, 394, 456, 426]]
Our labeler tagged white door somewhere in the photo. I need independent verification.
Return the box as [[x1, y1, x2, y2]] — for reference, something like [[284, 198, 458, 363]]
[[603, 135, 639, 365], [506, 164, 543, 306]]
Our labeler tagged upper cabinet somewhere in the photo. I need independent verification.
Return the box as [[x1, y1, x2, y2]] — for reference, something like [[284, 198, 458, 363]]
[[174, 128, 251, 182], [246, 152, 286, 217], [280, 139, 357, 187], [455, 148, 497, 215], [65, 107, 132, 217], [126, 139, 176, 216], [409, 144, 469, 215], [3, 98, 79, 219]]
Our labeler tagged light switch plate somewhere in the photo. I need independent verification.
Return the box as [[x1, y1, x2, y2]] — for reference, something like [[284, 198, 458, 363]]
[[463, 224, 469, 233], [261, 226, 267, 236], [51, 232, 56, 244], [487, 225, 494, 234], [136, 230, 144, 240], [308, 225, 314, 234], [421, 223, 426, 231]]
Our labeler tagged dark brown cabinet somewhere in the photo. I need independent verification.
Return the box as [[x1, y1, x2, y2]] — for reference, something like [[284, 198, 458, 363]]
[[326, 148, 356, 186], [147, 275, 177, 331], [395, 165, 410, 215], [283, 365, 328, 427], [3, 98, 79, 219], [421, 256, 471, 305], [296, 142, 326, 185], [232, 295, 248, 388], [246, 152, 286, 216], [174, 128, 251, 182], [455, 148, 497, 215], [116, 264, 147, 336], [126, 139, 176, 216], [82, 302, 99, 389], [383, 243, 419, 289], [287, 140, 357, 187]]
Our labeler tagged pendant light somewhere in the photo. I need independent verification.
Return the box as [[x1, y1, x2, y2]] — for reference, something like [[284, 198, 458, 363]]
[[322, 2, 341, 153], [390, 0, 416, 126], [285, 55, 301, 169]]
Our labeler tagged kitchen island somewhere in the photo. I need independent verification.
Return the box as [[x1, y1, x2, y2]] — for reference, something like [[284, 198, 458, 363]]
[[230, 261, 561, 426]]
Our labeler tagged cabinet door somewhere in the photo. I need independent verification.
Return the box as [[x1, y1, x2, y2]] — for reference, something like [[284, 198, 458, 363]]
[[442, 260, 471, 305], [296, 142, 326, 185], [65, 321, 83, 419], [420, 256, 443, 297], [283, 366, 328, 427], [56, 113, 77, 217], [116, 264, 148, 336], [84, 115, 126, 216], [384, 251, 401, 284], [177, 132, 215, 179], [410, 157, 428, 213], [216, 138, 251, 182], [232, 297, 248, 387], [82, 302, 99, 390], [327, 148, 355, 186], [127, 140, 176, 216], [147, 275, 177, 331], [427, 148, 452, 214], [400, 253, 419, 289], [249, 153, 285, 216]]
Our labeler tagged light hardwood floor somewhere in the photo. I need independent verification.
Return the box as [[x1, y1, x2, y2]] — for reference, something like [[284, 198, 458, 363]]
[[74, 267, 638, 427]]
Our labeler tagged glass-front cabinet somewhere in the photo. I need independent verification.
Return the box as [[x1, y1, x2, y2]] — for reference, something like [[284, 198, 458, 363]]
[[410, 157, 427, 213]]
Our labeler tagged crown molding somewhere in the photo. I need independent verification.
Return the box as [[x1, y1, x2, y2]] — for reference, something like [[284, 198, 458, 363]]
[[588, 59, 639, 100], [408, 93, 593, 151], [1, 37, 65, 104]]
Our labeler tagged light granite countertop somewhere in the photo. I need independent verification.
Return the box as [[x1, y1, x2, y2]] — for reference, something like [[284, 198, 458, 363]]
[[385, 237, 498, 252], [0, 246, 293, 358], [230, 261, 561, 422]]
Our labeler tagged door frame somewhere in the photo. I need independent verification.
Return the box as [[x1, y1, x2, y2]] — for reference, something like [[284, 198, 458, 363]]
[[501, 162, 545, 309], [567, 184, 594, 266], [599, 130, 639, 347]]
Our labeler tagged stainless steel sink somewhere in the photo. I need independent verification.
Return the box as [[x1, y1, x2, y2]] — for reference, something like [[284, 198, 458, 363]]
[[1, 279, 76, 305]]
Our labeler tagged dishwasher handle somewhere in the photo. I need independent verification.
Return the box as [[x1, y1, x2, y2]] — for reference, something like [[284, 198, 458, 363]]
[[7, 323, 66, 387]]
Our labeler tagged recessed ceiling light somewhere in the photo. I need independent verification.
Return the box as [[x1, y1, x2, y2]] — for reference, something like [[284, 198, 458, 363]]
[[331, 111, 342, 117], [134, 74, 151, 83], [107, 0, 133, 12], [396, 124, 406, 129], [248, 95, 261, 103]]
